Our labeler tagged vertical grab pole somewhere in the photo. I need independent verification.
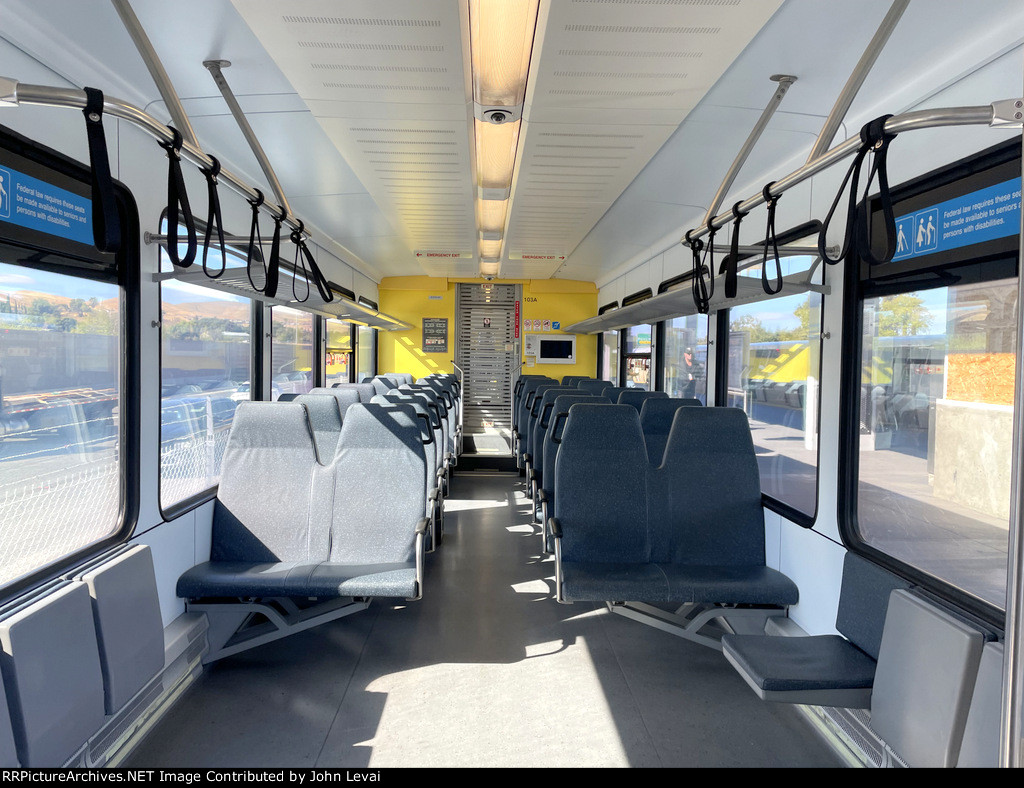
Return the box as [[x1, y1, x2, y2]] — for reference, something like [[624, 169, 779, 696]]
[[203, 59, 294, 220], [698, 74, 797, 230], [1001, 104, 1024, 768], [109, 0, 199, 148], [805, 0, 910, 163]]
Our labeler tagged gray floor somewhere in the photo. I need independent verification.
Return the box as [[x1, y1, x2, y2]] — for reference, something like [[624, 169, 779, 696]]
[[127, 472, 846, 768]]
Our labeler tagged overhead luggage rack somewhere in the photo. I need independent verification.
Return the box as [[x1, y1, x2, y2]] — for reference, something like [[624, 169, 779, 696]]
[[152, 263, 410, 330], [564, 258, 828, 334]]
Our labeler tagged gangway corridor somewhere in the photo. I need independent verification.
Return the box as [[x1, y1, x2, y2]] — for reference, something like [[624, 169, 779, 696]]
[[125, 471, 843, 769]]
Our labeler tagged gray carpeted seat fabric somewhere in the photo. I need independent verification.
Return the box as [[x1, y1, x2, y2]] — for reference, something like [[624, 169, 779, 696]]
[[333, 382, 376, 402], [178, 401, 428, 601], [600, 386, 629, 402], [294, 393, 345, 463], [309, 386, 360, 414]]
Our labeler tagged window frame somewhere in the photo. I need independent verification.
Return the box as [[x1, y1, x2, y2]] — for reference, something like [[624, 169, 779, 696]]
[[838, 138, 1021, 627], [0, 127, 140, 601], [156, 218, 257, 521]]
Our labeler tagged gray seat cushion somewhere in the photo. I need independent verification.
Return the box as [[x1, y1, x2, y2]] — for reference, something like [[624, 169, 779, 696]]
[[177, 561, 418, 599]]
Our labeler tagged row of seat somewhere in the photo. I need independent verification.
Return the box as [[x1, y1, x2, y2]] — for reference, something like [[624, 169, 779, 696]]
[[538, 387, 1005, 766], [175, 372, 462, 663]]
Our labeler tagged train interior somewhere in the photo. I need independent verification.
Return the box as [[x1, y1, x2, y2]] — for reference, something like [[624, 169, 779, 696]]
[[0, 0, 1023, 769]]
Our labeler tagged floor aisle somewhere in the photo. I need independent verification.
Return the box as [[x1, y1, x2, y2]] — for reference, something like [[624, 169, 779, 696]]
[[127, 471, 846, 768]]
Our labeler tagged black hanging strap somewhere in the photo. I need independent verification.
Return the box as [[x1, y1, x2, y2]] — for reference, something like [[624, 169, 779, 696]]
[[761, 182, 784, 295], [81, 88, 121, 254], [158, 127, 197, 268], [264, 207, 284, 299], [817, 114, 897, 266], [856, 117, 899, 266], [200, 155, 226, 279], [725, 201, 749, 299], [685, 229, 704, 314], [289, 222, 335, 304], [690, 220, 716, 314], [245, 189, 268, 292]]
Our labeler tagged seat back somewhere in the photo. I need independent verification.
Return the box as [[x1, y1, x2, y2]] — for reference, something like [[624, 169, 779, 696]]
[[520, 382, 560, 463], [211, 402, 328, 564], [366, 376, 398, 395], [554, 404, 649, 564], [601, 386, 628, 402], [618, 389, 667, 412], [529, 387, 577, 480], [330, 404, 426, 564], [577, 379, 612, 395], [639, 397, 702, 466], [309, 386, 360, 413], [372, 394, 439, 495], [294, 393, 345, 463], [516, 378, 554, 443], [834, 553, 913, 661], [333, 382, 376, 402], [649, 407, 763, 566], [541, 394, 610, 501]]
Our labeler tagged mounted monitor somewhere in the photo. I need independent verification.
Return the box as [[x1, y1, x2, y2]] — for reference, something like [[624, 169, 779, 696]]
[[533, 335, 576, 364]]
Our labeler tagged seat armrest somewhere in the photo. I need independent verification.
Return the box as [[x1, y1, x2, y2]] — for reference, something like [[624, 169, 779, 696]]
[[413, 518, 430, 600]]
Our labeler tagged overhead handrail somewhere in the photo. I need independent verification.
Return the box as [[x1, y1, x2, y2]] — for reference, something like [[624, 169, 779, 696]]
[[0, 79, 306, 238], [681, 102, 1019, 251]]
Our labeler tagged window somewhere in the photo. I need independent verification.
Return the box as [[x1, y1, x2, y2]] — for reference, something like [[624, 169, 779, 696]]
[[624, 324, 653, 390], [356, 324, 376, 381], [160, 279, 251, 510], [0, 263, 122, 587], [843, 138, 1020, 616], [601, 330, 619, 384], [855, 280, 1016, 608], [726, 258, 822, 519], [326, 318, 352, 387], [663, 314, 709, 402], [272, 306, 314, 399]]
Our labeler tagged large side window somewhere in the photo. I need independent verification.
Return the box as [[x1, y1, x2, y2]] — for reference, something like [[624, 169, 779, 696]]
[[272, 306, 314, 399], [159, 279, 251, 511], [856, 281, 1015, 608], [663, 314, 709, 402], [726, 257, 823, 520], [0, 264, 122, 587], [844, 138, 1020, 616], [356, 324, 376, 382], [624, 324, 654, 390], [326, 318, 352, 387], [0, 130, 137, 592], [601, 330, 619, 383]]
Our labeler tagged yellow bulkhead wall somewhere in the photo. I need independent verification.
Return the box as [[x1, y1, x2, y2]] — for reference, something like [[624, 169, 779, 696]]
[[378, 277, 598, 382]]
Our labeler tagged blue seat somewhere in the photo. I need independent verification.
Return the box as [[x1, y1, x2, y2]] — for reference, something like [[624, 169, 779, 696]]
[[722, 553, 913, 708], [617, 388, 667, 412], [551, 405, 799, 649], [639, 397, 702, 466], [527, 387, 579, 501], [577, 379, 611, 395], [537, 394, 611, 550]]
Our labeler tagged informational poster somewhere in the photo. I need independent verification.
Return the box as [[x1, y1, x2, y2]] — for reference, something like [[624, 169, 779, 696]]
[[422, 318, 448, 353], [892, 177, 1021, 263], [0, 162, 93, 245]]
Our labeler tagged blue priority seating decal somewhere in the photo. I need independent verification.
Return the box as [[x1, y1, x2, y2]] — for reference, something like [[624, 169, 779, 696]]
[[891, 177, 1021, 262], [0, 162, 94, 245]]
